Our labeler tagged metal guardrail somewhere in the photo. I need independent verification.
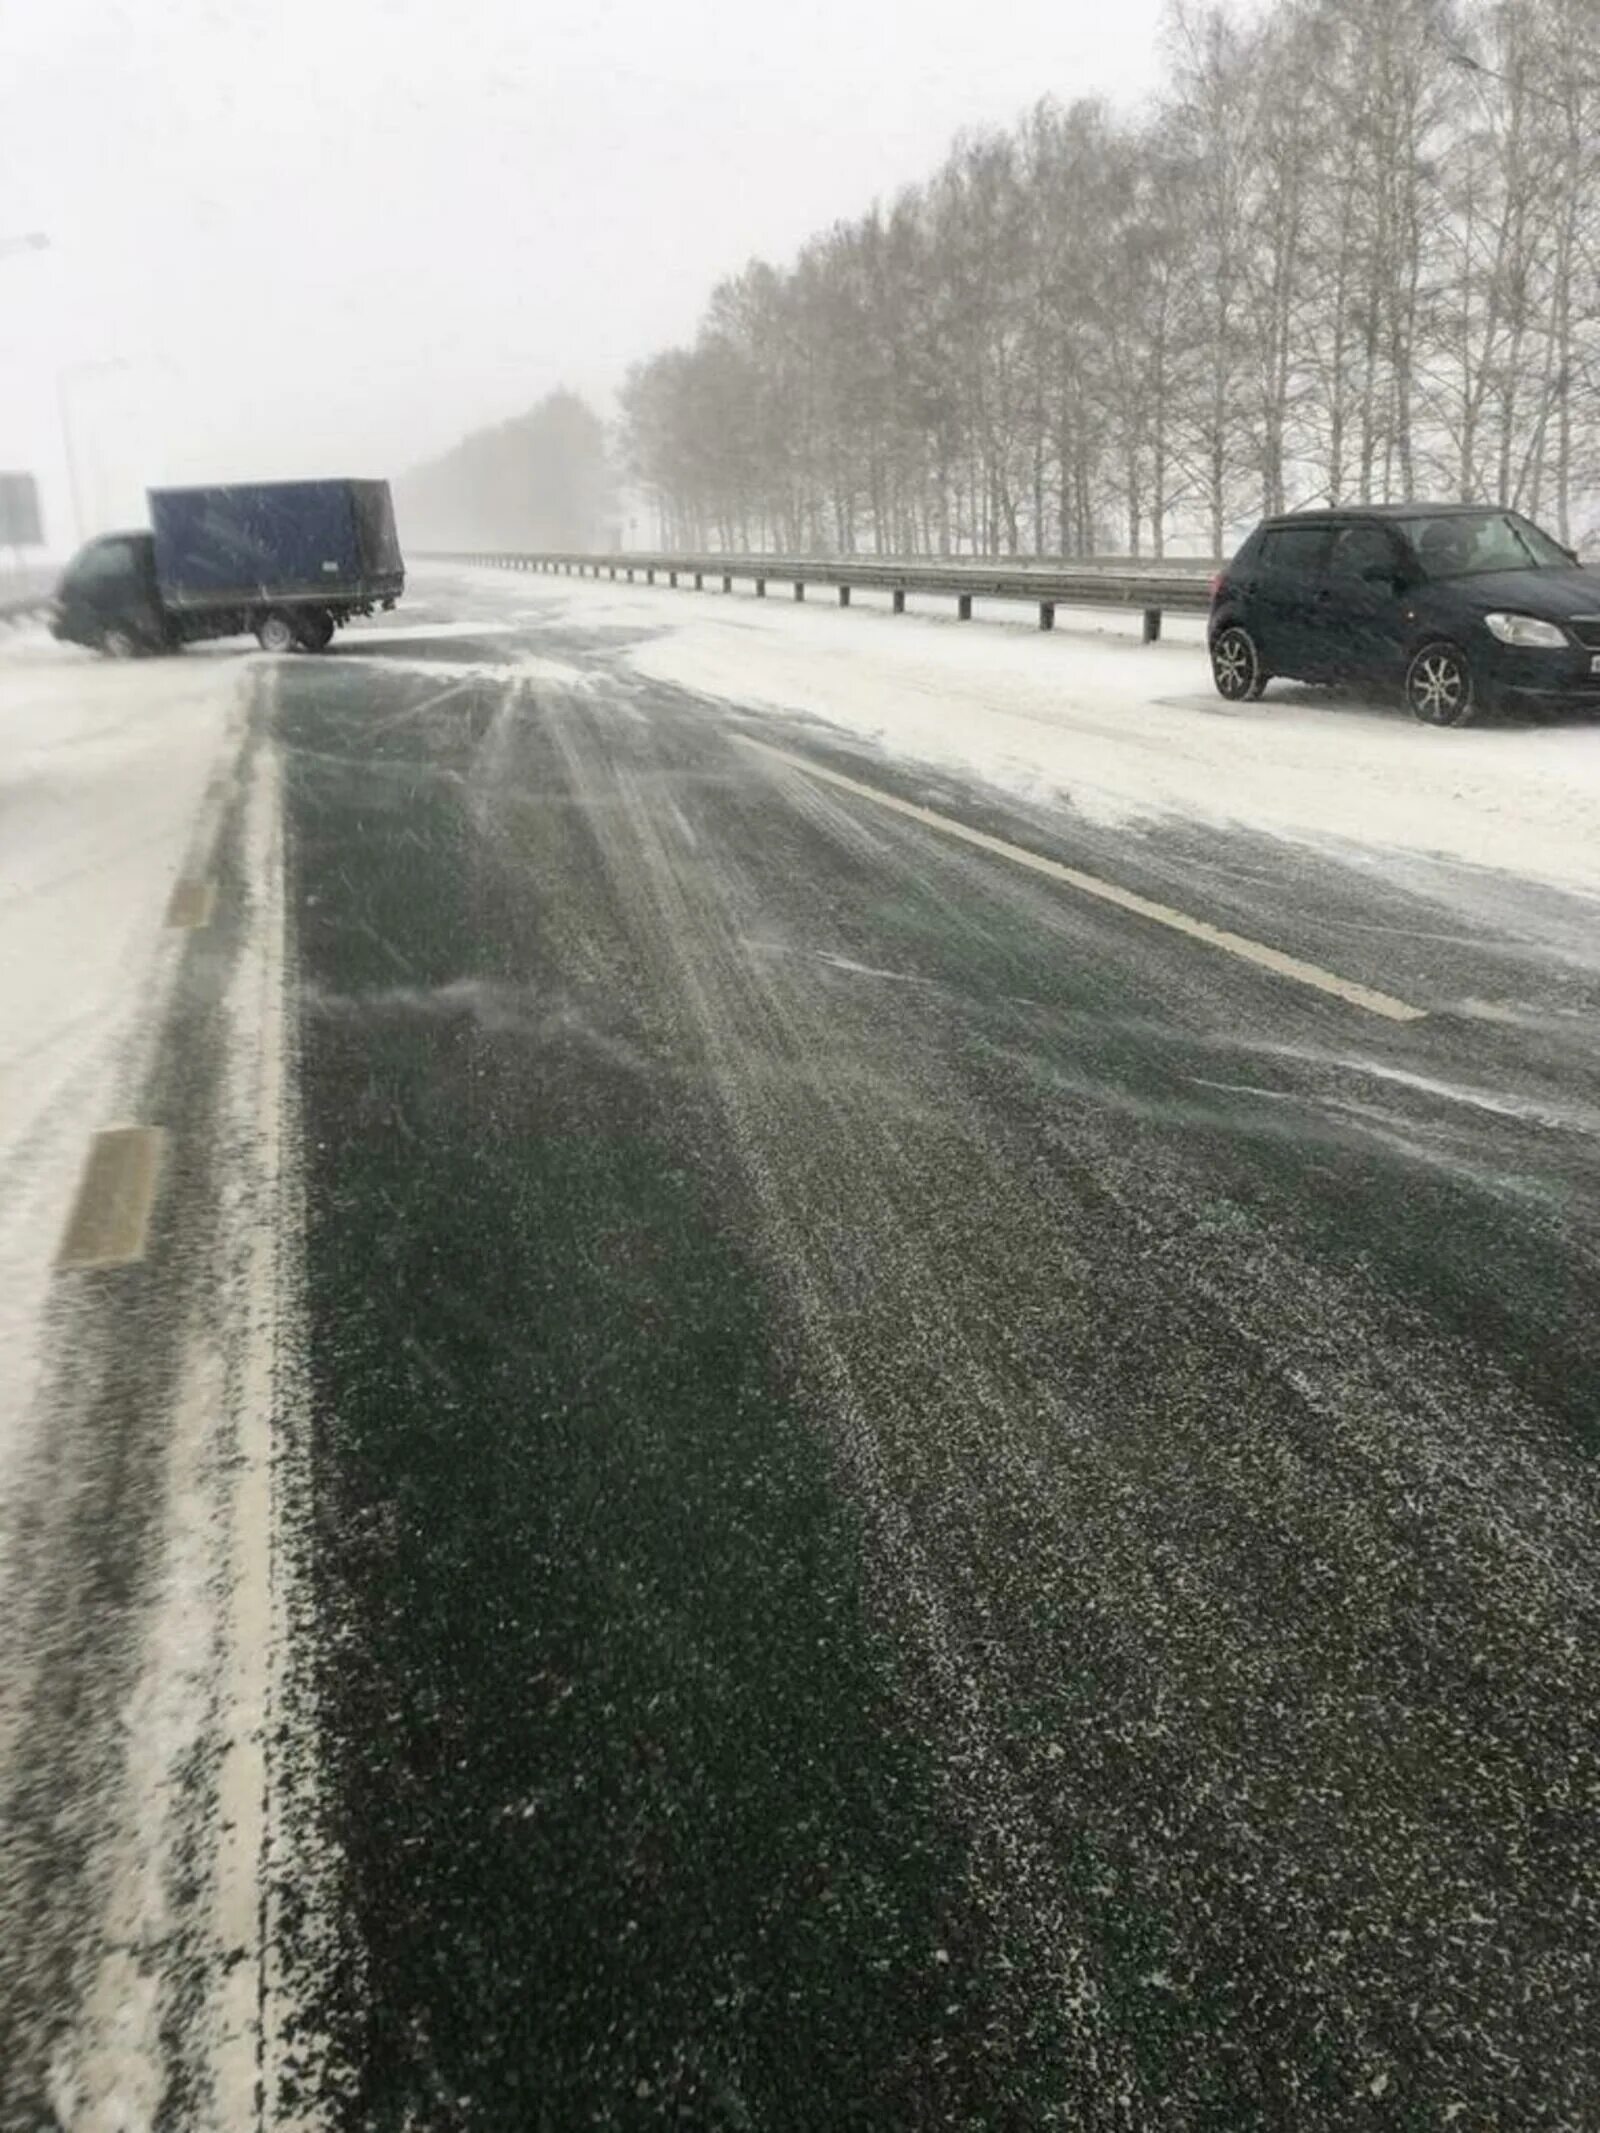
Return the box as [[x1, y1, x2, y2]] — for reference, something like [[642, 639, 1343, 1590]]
[[424, 549, 1216, 641]]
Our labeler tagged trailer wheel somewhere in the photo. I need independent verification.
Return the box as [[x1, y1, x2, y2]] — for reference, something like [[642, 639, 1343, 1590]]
[[256, 609, 298, 654], [296, 608, 335, 652]]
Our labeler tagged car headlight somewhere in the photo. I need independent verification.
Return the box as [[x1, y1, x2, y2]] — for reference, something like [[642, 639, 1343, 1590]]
[[1484, 611, 1568, 647]]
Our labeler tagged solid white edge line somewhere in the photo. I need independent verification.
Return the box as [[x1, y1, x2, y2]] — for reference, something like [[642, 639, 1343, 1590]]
[[737, 737, 1427, 1025], [208, 732, 288, 2127]]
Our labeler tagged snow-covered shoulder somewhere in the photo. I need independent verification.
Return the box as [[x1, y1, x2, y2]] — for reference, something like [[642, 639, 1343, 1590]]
[[508, 574, 1600, 899], [0, 629, 245, 1508]]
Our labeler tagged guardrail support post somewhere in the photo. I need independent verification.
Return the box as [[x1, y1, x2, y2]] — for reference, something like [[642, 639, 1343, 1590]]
[[669, 570, 678, 588], [893, 588, 905, 614], [794, 581, 806, 601], [957, 593, 973, 621], [694, 571, 703, 590], [756, 578, 766, 598], [722, 574, 732, 593], [1143, 607, 1161, 643], [1039, 600, 1055, 631], [647, 567, 656, 584], [838, 585, 851, 607]]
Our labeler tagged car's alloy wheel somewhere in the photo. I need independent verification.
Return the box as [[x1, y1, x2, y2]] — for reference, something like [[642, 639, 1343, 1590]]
[[1211, 625, 1266, 702], [1406, 640, 1476, 726], [256, 610, 298, 654]]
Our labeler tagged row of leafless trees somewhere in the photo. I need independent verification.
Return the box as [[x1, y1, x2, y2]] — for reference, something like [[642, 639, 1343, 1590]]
[[620, 0, 1600, 558], [398, 389, 613, 551]]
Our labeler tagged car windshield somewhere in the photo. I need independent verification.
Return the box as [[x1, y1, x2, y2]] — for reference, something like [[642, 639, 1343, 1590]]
[[1402, 511, 1571, 580]]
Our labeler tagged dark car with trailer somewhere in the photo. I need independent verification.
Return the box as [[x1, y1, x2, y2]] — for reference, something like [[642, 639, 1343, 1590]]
[[1208, 503, 1600, 725], [49, 477, 404, 656]]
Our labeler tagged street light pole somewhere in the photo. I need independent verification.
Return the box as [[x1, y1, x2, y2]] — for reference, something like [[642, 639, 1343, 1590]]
[[56, 374, 87, 544], [55, 358, 132, 546]]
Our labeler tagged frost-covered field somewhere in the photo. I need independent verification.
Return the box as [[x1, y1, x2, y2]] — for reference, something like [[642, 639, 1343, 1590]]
[[447, 566, 1600, 898]]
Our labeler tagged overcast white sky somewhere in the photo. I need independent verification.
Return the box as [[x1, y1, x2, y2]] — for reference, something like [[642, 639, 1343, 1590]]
[[1, 0, 1169, 549]]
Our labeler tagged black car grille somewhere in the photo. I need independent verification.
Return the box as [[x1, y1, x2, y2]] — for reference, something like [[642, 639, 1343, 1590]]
[[1566, 615, 1600, 649]]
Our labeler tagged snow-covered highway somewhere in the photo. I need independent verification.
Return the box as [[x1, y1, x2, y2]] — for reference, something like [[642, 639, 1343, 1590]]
[[3, 564, 1599, 2128]]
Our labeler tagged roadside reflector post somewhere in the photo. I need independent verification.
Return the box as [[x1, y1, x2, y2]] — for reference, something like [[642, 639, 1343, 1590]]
[[1040, 600, 1055, 631], [694, 571, 703, 591], [647, 567, 656, 584], [723, 574, 732, 593], [839, 584, 851, 607], [957, 593, 973, 621], [669, 570, 678, 588], [1143, 607, 1162, 643], [756, 578, 767, 598], [893, 588, 906, 614], [627, 567, 634, 582], [794, 580, 806, 601]]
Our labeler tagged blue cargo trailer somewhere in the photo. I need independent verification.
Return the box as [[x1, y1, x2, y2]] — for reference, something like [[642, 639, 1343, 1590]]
[[50, 477, 404, 655]]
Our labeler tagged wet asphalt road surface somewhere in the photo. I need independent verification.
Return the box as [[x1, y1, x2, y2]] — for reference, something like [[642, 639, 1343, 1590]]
[[8, 574, 1600, 2130], [259, 578, 1600, 2130]]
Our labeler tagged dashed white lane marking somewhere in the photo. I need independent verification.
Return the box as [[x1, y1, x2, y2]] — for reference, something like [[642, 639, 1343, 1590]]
[[54, 1126, 166, 1269], [164, 877, 217, 929], [738, 737, 1428, 1025]]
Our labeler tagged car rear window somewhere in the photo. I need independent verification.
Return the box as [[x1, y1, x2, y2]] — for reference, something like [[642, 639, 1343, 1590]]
[[1260, 525, 1331, 574]]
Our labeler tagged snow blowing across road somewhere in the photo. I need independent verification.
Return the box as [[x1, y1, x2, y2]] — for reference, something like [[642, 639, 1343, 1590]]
[[463, 571, 1600, 902]]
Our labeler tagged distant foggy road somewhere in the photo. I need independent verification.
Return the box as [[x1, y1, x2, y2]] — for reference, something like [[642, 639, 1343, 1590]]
[[5, 570, 1600, 2128]]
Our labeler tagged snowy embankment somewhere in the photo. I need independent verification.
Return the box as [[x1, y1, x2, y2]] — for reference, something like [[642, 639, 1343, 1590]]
[[454, 568, 1600, 900], [0, 630, 242, 1498]]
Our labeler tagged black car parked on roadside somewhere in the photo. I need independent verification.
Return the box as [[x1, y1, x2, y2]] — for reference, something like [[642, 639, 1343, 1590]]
[[1208, 504, 1600, 724]]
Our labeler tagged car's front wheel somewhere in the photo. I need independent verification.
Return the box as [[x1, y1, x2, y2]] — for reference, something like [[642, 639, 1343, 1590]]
[[1405, 640, 1478, 726], [255, 609, 299, 654], [1210, 624, 1268, 702]]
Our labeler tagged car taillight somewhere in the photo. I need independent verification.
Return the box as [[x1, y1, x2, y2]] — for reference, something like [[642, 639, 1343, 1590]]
[[1208, 572, 1226, 600]]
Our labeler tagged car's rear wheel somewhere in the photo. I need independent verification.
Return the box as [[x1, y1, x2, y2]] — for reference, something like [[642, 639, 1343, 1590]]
[[1406, 640, 1478, 726], [256, 609, 298, 654], [1211, 625, 1267, 702], [295, 608, 335, 651]]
